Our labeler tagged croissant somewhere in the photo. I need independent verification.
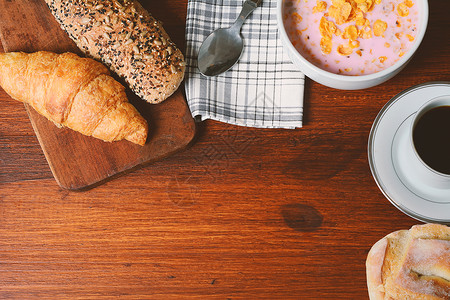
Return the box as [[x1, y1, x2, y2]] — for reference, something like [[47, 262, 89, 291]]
[[0, 51, 148, 146]]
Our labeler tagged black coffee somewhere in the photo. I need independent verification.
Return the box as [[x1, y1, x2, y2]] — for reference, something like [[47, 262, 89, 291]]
[[412, 105, 450, 175]]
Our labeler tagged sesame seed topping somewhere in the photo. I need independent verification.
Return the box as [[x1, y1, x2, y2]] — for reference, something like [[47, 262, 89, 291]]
[[48, 0, 185, 103], [80, 17, 91, 25]]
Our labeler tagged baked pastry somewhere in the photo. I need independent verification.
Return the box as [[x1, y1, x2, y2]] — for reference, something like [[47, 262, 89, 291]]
[[44, 0, 185, 104], [366, 224, 450, 300], [0, 51, 148, 146]]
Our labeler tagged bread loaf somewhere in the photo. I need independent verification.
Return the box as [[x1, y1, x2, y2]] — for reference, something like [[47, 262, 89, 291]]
[[366, 224, 450, 300], [45, 0, 185, 104], [0, 51, 148, 146]]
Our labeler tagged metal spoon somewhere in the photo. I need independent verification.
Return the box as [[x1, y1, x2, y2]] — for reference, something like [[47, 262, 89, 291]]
[[197, 0, 262, 77]]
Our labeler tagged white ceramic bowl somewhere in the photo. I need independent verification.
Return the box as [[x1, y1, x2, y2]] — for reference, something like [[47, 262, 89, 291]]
[[276, 0, 429, 90]]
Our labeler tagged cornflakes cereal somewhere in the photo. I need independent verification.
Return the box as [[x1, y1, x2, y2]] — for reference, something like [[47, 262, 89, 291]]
[[320, 17, 337, 38], [343, 25, 359, 40], [355, 11, 366, 26], [337, 43, 354, 55], [313, 1, 328, 13], [360, 26, 373, 39], [397, 2, 409, 17], [373, 19, 387, 36], [320, 37, 333, 54], [404, 0, 414, 7], [328, 1, 353, 25], [382, 2, 394, 12], [406, 34, 415, 41], [292, 12, 303, 24], [283, 0, 419, 75], [349, 39, 360, 48]]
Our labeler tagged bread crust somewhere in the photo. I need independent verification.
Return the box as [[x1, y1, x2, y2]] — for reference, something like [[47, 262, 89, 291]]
[[45, 0, 185, 104], [366, 224, 450, 300]]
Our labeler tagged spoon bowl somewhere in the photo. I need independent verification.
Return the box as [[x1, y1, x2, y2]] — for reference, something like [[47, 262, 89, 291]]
[[198, 0, 262, 77], [198, 27, 244, 76]]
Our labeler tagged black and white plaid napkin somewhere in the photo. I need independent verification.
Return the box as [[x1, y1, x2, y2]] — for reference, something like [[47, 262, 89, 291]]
[[185, 0, 305, 128]]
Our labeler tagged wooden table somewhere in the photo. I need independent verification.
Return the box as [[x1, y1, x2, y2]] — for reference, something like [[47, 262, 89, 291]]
[[1, 0, 449, 298]]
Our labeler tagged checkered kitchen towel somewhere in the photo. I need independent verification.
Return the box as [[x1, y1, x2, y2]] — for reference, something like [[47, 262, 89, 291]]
[[185, 0, 305, 128]]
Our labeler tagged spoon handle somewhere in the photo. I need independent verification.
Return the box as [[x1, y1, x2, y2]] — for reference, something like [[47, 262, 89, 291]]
[[232, 0, 262, 31]]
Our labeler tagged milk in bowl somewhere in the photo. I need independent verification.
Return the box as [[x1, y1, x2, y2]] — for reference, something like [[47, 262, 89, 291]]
[[283, 0, 420, 76]]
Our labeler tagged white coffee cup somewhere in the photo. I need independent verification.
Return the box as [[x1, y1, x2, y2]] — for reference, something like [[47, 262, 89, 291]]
[[392, 95, 450, 203]]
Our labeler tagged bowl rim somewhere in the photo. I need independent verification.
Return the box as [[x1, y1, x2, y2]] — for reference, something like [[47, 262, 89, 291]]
[[276, 0, 429, 82]]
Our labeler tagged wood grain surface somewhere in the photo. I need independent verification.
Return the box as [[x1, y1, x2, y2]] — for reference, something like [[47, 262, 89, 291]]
[[1, 0, 449, 299], [0, 0, 196, 190]]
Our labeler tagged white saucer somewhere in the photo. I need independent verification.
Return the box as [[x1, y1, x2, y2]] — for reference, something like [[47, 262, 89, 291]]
[[368, 82, 450, 224]]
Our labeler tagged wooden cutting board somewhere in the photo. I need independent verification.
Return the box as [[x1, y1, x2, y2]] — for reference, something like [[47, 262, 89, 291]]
[[0, 0, 196, 190]]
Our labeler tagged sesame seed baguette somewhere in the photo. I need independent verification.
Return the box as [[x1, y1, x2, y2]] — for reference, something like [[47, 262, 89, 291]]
[[45, 0, 185, 104]]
